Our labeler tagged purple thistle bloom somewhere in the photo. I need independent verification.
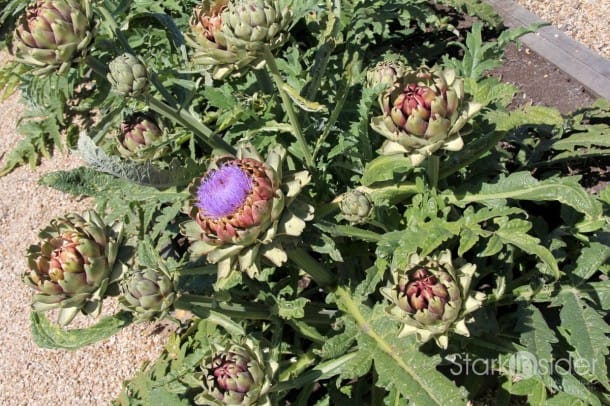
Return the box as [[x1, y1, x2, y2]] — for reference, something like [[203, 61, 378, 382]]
[[196, 163, 253, 218]]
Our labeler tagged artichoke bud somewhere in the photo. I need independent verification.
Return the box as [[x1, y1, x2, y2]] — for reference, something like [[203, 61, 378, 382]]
[[195, 336, 274, 405], [23, 211, 123, 326], [116, 113, 167, 161], [119, 266, 176, 321], [220, 0, 292, 53], [107, 53, 149, 97], [370, 66, 481, 166], [12, 0, 94, 75], [381, 250, 486, 349], [339, 190, 373, 224], [181, 144, 312, 281], [365, 59, 407, 91]]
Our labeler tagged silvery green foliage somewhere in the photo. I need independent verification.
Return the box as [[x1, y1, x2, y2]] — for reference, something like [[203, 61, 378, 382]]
[[5, 0, 610, 404]]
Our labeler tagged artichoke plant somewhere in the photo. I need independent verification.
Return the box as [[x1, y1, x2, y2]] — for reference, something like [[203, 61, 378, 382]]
[[119, 266, 176, 321], [23, 211, 123, 326], [181, 143, 312, 284], [380, 250, 486, 349], [339, 189, 373, 224], [116, 113, 167, 161], [12, 0, 94, 75], [370, 66, 481, 166], [188, 0, 291, 79], [107, 53, 149, 97], [194, 335, 274, 405]]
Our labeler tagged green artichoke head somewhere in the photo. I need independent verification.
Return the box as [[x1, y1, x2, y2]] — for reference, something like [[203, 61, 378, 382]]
[[339, 189, 373, 224], [12, 0, 94, 75], [107, 53, 149, 97], [195, 336, 274, 405], [23, 211, 123, 326], [380, 250, 486, 349], [370, 66, 481, 166], [181, 143, 313, 283], [221, 0, 291, 52], [116, 113, 167, 161], [119, 266, 176, 321]]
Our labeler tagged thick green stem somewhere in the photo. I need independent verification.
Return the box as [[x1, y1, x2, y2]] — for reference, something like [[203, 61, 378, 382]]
[[262, 46, 314, 168], [278, 349, 318, 382], [147, 97, 235, 154], [175, 294, 270, 320], [425, 155, 440, 189], [287, 248, 336, 287]]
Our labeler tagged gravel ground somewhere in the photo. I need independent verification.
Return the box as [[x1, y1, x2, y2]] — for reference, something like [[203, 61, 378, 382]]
[[514, 0, 610, 58], [0, 1, 609, 405]]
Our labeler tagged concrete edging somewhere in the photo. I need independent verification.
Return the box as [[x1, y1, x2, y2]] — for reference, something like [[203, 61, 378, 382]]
[[484, 0, 610, 101]]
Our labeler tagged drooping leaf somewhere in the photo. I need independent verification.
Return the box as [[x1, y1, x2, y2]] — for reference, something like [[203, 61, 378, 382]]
[[31, 311, 133, 350]]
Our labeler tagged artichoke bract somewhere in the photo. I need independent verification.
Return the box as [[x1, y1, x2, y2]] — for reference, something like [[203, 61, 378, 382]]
[[339, 190, 373, 224], [107, 53, 149, 97], [370, 66, 481, 166], [195, 335, 274, 405], [380, 250, 486, 349], [12, 0, 94, 75], [119, 266, 176, 321], [24, 211, 123, 326], [116, 113, 167, 161], [188, 0, 291, 79], [181, 144, 312, 284]]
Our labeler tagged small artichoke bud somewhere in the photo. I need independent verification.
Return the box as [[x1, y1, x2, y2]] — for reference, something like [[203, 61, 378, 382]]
[[195, 336, 274, 405], [12, 0, 94, 75], [180, 144, 313, 281], [380, 250, 486, 349], [339, 190, 373, 224], [370, 66, 481, 166], [116, 113, 167, 161], [24, 211, 123, 326], [107, 53, 149, 97], [365, 59, 407, 90], [119, 266, 176, 321]]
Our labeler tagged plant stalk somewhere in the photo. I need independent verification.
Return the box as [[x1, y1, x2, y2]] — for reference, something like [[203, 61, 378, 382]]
[[425, 155, 440, 188], [175, 294, 271, 320], [262, 46, 314, 168], [287, 248, 336, 287]]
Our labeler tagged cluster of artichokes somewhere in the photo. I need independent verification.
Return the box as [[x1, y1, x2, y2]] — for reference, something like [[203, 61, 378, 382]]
[[369, 62, 481, 166], [181, 143, 313, 285], [23, 211, 123, 326], [188, 0, 292, 79], [381, 250, 486, 349], [12, 0, 94, 75]]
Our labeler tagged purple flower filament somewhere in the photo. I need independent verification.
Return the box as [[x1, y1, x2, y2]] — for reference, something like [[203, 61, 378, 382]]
[[196, 163, 253, 218]]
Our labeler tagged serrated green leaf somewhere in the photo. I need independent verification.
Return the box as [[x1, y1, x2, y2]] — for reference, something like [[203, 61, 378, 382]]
[[553, 290, 610, 390], [571, 241, 610, 281], [276, 297, 310, 320], [334, 289, 466, 405], [31, 311, 133, 350], [454, 172, 602, 223], [480, 234, 503, 257], [361, 155, 413, 186]]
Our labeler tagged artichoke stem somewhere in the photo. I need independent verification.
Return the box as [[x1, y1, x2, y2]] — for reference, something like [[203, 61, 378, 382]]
[[261, 45, 314, 168], [84, 55, 109, 77], [287, 248, 336, 287], [425, 155, 440, 189], [175, 294, 271, 320], [146, 97, 235, 155], [278, 349, 317, 382]]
